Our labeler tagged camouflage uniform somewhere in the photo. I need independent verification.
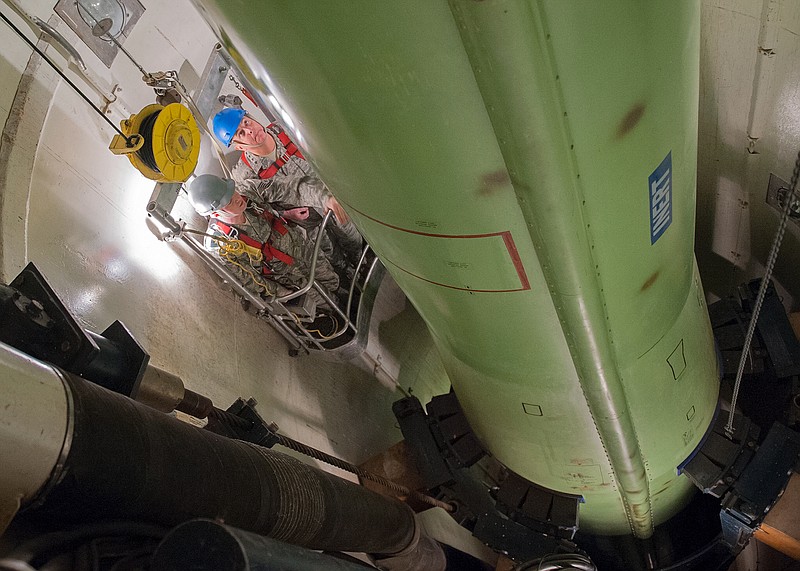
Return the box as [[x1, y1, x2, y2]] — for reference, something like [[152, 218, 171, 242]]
[[231, 123, 363, 265], [205, 200, 339, 310]]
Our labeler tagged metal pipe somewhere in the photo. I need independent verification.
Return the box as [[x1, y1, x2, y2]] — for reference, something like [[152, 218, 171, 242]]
[[133, 364, 185, 413], [346, 246, 370, 320], [277, 210, 361, 343], [151, 519, 373, 571], [277, 211, 331, 303], [31, 18, 86, 71], [15, 359, 417, 555], [313, 282, 356, 335], [0, 342, 70, 535], [297, 246, 366, 344]]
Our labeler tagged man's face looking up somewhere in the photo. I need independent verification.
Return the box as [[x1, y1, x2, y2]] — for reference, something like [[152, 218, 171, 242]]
[[232, 115, 270, 153]]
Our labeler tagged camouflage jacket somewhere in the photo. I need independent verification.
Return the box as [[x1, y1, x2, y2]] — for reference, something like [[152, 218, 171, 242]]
[[230, 123, 333, 212], [206, 202, 315, 298]]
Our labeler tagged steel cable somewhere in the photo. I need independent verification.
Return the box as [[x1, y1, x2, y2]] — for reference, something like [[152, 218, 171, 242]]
[[726, 148, 800, 437], [272, 433, 455, 512], [0, 10, 131, 143], [203, 407, 452, 511]]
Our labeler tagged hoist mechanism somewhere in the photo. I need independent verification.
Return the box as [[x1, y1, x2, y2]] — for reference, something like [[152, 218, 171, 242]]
[[109, 102, 201, 182]]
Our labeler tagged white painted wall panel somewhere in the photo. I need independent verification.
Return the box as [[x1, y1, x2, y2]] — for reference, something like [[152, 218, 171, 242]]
[[697, 0, 800, 307]]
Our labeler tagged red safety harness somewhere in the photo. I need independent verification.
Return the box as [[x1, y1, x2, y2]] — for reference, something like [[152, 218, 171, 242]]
[[214, 211, 294, 274], [240, 124, 305, 180]]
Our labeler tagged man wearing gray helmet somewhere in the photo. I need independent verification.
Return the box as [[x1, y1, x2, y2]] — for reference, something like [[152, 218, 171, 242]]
[[186, 173, 340, 312]]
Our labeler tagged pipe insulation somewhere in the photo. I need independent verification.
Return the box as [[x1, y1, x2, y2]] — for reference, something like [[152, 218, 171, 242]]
[[151, 519, 377, 571], [0, 343, 416, 556], [152, 519, 448, 571]]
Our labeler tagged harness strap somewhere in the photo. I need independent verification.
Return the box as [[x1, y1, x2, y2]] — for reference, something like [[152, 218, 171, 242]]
[[259, 209, 288, 236], [213, 220, 294, 272], [240, 123, 304, 180], [240, 87, 258, 108]]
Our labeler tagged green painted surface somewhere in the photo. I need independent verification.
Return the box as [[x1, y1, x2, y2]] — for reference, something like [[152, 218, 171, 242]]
[[195, 0, 718, 537]]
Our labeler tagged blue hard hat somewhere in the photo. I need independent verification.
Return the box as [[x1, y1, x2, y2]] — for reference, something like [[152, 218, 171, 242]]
[[212, 107, 246, 147]]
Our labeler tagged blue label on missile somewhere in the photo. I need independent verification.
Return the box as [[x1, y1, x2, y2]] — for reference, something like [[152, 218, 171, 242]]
[[649, 152, 672, 244]]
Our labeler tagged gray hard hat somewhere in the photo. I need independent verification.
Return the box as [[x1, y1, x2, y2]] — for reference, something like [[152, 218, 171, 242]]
[[187, 174, 235, 216]]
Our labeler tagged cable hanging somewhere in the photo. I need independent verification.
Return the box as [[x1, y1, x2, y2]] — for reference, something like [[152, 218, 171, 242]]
[[135, 109, 162, 172], [0, 9, 135, 146], [726, 148, 800, 437]]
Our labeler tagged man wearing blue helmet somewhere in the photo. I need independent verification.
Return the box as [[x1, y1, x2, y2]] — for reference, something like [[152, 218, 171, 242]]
[[212, 107, 362, 267]]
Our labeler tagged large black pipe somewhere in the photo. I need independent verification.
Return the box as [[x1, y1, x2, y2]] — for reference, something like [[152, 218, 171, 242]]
[[151, 519, 372, 571], [25, 372, 416, 556]]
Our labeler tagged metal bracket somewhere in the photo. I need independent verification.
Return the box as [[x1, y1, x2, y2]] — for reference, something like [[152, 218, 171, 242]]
[[426, 390, 487, 469], [492, 470, 581, 541], [4, 262, 100, 370], [1, 263, 150, 397], [686, 417, 800, 555], [717, 423, 800, 553], [766, 172, 800, 223], [206, 397, 280, 449], [682, 412, 759, 498], [393, 390, 488, 490], [393, 390, 581, 561], [472, 511, 565, 563]]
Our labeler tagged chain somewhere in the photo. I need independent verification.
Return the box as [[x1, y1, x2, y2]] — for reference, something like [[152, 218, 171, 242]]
[[229, 73, 243, 92]]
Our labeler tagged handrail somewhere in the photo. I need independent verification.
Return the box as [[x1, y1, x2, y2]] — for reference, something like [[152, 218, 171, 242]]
[[276, 314, 326, 352], [304, 246, 373, 344], [276, 211, 332, 303], [148, 183, 370, 351], [346, 245, 370, 319], [32, 17, 86, 71], [1, 0, 117, 105]]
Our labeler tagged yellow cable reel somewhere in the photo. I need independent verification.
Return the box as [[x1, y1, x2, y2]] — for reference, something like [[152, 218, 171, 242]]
[[109, 102, 201, 182]]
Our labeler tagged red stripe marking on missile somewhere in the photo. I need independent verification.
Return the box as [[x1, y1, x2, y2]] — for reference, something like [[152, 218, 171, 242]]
[[344, 203, 531, 292]]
